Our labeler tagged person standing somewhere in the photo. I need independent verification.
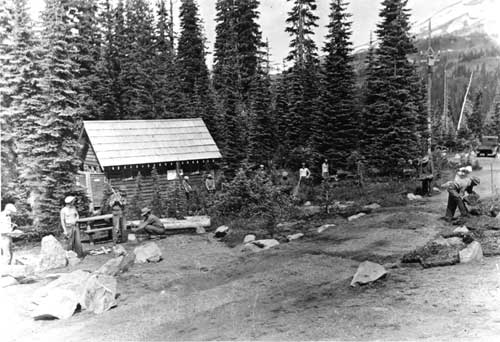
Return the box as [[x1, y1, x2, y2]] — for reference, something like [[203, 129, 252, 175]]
[[108, 185, 128, 244], [419, 156, 433, 196], [321, 159, 329, 180], [0, 203, 17, 265], [60, 196, 84, 257], [205, 174, 215, 193], [132, 207, 166, 237], [299, 163, 311, 181]]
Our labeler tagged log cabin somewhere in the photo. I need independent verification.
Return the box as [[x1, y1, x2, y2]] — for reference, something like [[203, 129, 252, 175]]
[[78, 118, 222, 211]]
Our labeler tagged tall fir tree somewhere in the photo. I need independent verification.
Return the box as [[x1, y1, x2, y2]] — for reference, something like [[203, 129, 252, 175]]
[[25, 0, 85, 231], [314, 0, 357, 170], [362, 0, 422, 175], [280, 0, 320, 151], [177, 0, 217, 137]]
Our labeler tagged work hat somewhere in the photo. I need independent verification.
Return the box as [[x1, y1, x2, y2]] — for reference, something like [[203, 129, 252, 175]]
[[464, 166, 472, 173], [207, 174, 213, 178], [141, 207, 151, 216], [184, 175, 189, 180], [3, 203, 17, 215], [65, 196, 75, 204], [470, 176, 480, 186]]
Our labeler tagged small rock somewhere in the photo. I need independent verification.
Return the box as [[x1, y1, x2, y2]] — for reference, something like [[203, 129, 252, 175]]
[[96, 256, 124, 276], [287, 233, 304, 241], [363, 203, 381, 211], [348, 213, 366, 221], [445, 237, 466, 248], [407, 193, 417, 201], [433, 187, 441, 193], [37, 235, 67, 272], [241, 243, 263, 253], [214, 225, 229, 238], [459, 241, 483, 263], [0, 264, 34, 278], [414, 195, 423, 200], [118, 252, 136, 273], [243, 234, 256, 244], [0, 276, 18, 288], [81, 274, 117, 314], [304, 201, 312, 206], [351, 261, 387, 286], [196, 226, 206, 234], [453, 226, 470, 235], [251, 239, 280, 250], [317, 224, 335, 233], [134, 242, 162, 263], [112, 245, 127, 257]]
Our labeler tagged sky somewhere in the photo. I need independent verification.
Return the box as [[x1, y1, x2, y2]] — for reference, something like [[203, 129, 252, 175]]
[[28, 0, 462, 70]]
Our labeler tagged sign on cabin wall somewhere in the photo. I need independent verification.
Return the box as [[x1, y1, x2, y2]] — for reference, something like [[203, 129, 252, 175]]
[[167, 169, 183, 180]]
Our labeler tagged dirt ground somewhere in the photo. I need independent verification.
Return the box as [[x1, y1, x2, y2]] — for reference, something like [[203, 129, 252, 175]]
[[2, 157, 500, 342]]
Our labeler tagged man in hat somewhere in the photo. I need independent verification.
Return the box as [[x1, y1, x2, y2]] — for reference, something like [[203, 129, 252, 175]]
[[182, 176, 193, 214], [0, 203, 17, 265], [60, 196, 84, 257], [132, 207, 165, 236], [108, 185, 128, 244], [444, 167, 473, 221]]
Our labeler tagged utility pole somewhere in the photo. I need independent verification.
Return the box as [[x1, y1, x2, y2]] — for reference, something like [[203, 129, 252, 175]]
[[442, 60, 448, 134], [426, 19, 436, 176]]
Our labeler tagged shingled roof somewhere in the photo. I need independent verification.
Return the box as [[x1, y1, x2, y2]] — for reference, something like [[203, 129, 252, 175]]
[[82, 119, 222, 168]]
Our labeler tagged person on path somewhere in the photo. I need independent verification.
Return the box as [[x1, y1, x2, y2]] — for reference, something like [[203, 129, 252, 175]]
[[419, 156, 434, 196], [299, 163, 311, 181], [108, 185, 128, 244], [0, 203, 17, 265], [60, 196, 84, 257], [444, 167, 473, 221], [322, 159, 329, 180], [132, 207, 166, 236]]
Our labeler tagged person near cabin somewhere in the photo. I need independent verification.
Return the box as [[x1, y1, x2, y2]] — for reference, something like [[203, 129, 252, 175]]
[[182, 176, 193, 213], [60, 196, 84, 257], [444, 166, 473, 221], [108, 185, 128, 244], [322, 159, 329, 180], [205, 173, 216, 193], [132, 207, 166, 236], [299, 163, 311, 182], [419, 156, 434, 197], [0, 203, 17, 265]]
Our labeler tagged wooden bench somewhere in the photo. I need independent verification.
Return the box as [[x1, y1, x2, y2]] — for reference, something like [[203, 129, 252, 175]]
[[77, 214, 114, 245]]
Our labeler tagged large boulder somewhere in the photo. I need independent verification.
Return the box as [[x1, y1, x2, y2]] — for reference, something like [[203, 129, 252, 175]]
[[251, 239, 279, 250], [37, 235, 67, 272], [81, 274, 117, 314], [402, 238, 461, 268], [32, 270, 91, 320], [134, 242, 162, 263], [459, 241, 483, 263], [351, 261, 387, 286], [96, 256, 124, 276]]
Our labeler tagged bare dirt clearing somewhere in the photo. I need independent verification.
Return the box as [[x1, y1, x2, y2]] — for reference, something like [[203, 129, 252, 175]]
[[3, 157, 500, 341]]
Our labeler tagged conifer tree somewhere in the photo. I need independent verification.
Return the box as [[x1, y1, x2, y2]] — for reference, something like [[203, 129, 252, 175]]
[[25, 0, 85, 232], [281, 0, 320, 150], [176, 0, 216, 134], [314, 0, 357, 169], [362, 0, 421, 175], [469, 90, 483, 139]]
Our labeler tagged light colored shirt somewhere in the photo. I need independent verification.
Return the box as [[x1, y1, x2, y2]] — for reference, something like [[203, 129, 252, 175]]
[[0, 212, 12, 234], [322, 163, 329, 174], [60, 206, 79, 230], [299, 167, 311, 179]]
